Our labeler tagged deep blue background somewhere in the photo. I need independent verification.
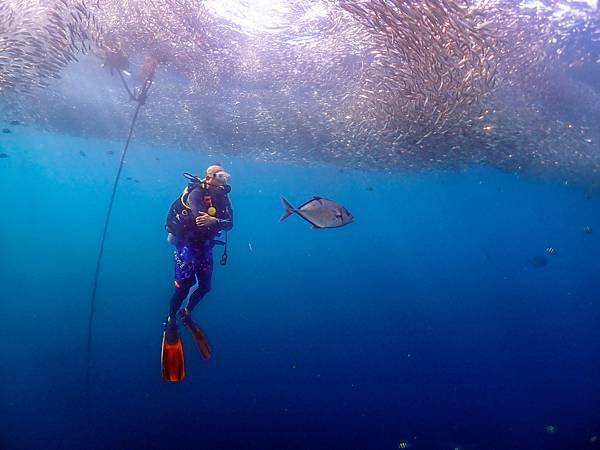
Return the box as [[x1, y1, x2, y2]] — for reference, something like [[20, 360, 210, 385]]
[[1, 128, 600, 450]]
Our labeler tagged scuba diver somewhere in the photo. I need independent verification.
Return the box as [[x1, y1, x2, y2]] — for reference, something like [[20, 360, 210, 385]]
[[100, 48, 157, 105], [100, 47, 130, 75], [161, 164, 233, 382]]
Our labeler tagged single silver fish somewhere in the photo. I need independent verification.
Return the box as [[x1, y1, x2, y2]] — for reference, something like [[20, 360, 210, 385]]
[[280, 196, 353, 229]]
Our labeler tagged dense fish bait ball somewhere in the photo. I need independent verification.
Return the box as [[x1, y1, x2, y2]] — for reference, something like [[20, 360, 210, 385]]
[[0, 0, 102, 94], [1, 0, 599, 180]]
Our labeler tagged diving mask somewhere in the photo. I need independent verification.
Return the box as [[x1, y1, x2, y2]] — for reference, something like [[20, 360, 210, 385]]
[[213, 170, 231, 183]]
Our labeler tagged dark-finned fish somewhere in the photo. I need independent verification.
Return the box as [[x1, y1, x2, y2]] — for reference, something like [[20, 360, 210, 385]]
[[280, 196, 353, 229], [0, 153, 8, 158], [2, 129, 11, 134]]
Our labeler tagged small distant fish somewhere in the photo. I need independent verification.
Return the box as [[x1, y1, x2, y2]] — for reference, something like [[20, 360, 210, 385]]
[[583, 225, 592, 234], [9, 120, 20, 126], [79, 151, 87, 158], [106, 150, 114, 155], [133, 179, 140, 183], [546, 425, 556, 434], [545, 247, 557, 255], [248, 242, 254, 253], [0, 153, 8, 158], [280, 196, 353, 229], [126, 176, 132, 180], [366, 186, 374, 191], [2, 128, 11, 134], [528, 255, 547, 268], [398, 442, 412, 449]]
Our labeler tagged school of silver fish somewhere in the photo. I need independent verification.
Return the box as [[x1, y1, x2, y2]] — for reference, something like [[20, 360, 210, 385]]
[[0, 0, 599, 185]]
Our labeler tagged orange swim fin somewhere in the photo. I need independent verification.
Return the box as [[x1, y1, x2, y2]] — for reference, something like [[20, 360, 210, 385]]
[[185, 320, 212, 360], [161, 319, 185, 382]]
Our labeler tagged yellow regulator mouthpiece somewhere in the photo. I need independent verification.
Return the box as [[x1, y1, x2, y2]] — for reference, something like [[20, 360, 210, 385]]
[[207, 207, 217, 216]]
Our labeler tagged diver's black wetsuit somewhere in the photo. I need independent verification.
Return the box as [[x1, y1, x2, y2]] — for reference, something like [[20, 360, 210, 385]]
[[165, 181, 233, 319]]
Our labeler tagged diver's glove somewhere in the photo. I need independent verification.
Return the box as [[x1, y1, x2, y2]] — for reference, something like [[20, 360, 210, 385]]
[[195, 212, 218, 228]]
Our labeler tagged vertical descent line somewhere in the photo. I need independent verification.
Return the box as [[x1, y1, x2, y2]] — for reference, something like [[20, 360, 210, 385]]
[[85, 77, 153, 421]]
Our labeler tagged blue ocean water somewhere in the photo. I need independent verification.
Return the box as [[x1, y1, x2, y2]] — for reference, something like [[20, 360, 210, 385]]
[[1, 128, 600, 450]]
